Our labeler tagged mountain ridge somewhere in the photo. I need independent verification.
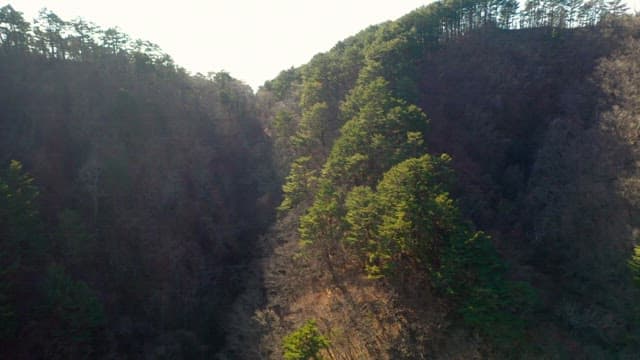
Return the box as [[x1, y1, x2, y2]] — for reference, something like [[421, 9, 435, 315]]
[[2, 1, 640, 358]]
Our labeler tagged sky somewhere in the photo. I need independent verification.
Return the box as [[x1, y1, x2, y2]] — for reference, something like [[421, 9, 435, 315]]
[[7, 0, 431, 90], [6, 0, 640, 90]]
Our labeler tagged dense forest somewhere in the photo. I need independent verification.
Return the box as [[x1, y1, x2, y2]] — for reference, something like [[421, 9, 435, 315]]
[[2, 0, 640, 358], [227, 0, 640, 358], [0, 5, 275, 358]]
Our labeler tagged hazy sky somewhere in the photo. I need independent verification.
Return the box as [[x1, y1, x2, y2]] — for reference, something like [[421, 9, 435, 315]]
[[6, 0, 640, 90]]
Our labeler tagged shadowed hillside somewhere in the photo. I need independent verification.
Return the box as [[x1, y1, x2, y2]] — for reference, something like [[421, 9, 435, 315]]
[[0, 5, 275, 358], [2, 1, 640, 359]]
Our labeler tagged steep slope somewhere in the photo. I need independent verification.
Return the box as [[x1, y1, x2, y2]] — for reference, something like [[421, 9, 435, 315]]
[[3, 2, 640, 359], [225, 2, 640, 359], [0, 6, 275, 358]]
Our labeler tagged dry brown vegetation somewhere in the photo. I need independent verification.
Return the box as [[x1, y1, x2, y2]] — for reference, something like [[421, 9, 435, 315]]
[[223, 14, 640, 360], [3, 3, 640, 359]]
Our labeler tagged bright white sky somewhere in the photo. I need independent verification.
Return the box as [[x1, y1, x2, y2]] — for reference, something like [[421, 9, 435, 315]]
[[6, 1, 432, 90], [6, 0, 640, 90]]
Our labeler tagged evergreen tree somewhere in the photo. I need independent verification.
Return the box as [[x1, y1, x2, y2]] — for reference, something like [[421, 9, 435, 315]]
[[629, 245, 640, 289], [345, 155, 537, 346], [282, 320, 330, 360], [0, 5, 30, 50], [41, 265, 105, 358], [0, 161, 44, 343]]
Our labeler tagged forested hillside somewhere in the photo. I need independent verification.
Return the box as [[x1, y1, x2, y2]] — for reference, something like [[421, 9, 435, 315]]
[[0, 5, 274, 358], [3, 1, 640, 359], [224, 0, 640, 359]]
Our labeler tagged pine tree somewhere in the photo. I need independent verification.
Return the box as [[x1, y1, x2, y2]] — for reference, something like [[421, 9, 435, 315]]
[[629, 246, 640, 289], [282, 320, 330, 360], [0, 160, 44, 341]]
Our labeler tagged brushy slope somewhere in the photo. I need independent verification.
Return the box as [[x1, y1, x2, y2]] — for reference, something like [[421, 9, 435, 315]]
[[224, 2, 640, 358]]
